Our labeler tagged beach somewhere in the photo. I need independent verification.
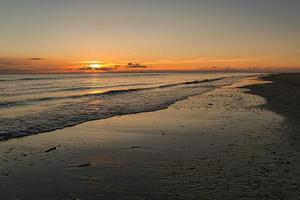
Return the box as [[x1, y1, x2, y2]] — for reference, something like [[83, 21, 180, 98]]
[[246, 73, 300, 147], [1, 0, 299, 199], [1, 74, 300, 200]]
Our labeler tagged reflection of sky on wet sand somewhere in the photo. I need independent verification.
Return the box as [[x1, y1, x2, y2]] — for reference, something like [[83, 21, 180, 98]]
[[224, 76, 272, 89]]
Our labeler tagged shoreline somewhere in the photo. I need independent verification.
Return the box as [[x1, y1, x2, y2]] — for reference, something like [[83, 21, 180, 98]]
[[0, 74, 248, 141], [1, 75, 300, 199]]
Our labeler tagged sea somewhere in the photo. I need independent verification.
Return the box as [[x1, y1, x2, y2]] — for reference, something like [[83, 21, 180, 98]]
[[0, 72, 254, 140]]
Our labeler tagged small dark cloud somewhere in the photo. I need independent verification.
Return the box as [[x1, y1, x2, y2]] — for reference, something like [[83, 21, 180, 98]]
[[99, 67, 117, 71], [29, 58, 44, 61], [79, 66, 95, 71], [125, 63, 149, 68]]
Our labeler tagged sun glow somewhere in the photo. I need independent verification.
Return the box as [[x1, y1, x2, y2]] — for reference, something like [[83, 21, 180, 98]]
[[89, 64, 101, 69]]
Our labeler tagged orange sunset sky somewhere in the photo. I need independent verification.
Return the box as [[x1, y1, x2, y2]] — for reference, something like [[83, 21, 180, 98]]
[[0, 0, 299, 73]]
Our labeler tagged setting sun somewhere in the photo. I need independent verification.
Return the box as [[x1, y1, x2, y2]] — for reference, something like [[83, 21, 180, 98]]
[[88, 64, 101, 69]]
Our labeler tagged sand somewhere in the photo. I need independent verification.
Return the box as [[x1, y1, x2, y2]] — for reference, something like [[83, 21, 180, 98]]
[[246, 73, 300, 147], [1, 75, 300, 200]]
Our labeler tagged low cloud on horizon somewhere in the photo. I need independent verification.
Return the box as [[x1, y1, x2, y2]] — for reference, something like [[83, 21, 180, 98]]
[[125, 63, 149, 69], [78, 62, 150, 72], [79, 66, 118, 71], [28, 58, 44, 61]]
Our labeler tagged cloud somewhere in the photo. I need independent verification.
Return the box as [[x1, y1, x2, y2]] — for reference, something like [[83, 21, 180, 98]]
[[99, 67, 118, 71], [29, 58, 44, 61], [79, 66, 97, 71], [0, 58, 68, 73], [78, 63, 150, 71], [125, 63, 149, 68], [79, 66, 119, 71]]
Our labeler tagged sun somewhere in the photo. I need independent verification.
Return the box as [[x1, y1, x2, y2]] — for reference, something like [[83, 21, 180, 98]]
[[89, 64, 101, 69]]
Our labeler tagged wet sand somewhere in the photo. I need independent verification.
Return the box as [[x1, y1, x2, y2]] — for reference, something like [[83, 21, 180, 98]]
[[1, 76, 300, 199]]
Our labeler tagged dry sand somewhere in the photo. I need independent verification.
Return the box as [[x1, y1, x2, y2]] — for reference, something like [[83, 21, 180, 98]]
[[1, 75, 300, 200], [246, 73, 300, 147]]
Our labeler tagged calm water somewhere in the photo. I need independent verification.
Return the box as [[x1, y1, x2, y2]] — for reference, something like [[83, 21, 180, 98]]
[[0, 72, 252, 140]]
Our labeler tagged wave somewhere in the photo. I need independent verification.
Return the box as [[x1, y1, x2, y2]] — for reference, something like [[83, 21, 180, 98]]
[[0, 77, 61, 82], [0, 73, 164, 82], [0, 77, 227, 108], [0, 75, 93, 82], [57, 83, 152, 92], [158, 77, 225, 88], [0, 85, 215, 141], [0, 74, 249, 141], [0, 83, 153, 97]]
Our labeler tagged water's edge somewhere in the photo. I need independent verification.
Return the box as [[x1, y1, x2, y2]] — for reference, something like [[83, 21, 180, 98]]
[[0, 75, 253, 141]]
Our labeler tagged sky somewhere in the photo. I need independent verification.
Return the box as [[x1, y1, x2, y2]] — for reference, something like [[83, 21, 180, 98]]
[[0, 0, 299, 73]]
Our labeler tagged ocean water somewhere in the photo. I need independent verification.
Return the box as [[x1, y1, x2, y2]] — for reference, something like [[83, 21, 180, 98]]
[[0, 72, 252, 140]]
